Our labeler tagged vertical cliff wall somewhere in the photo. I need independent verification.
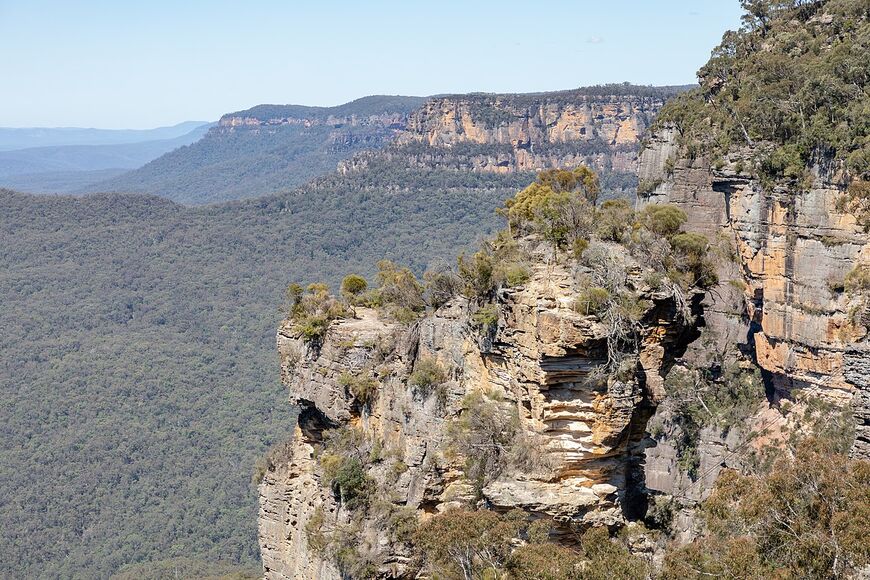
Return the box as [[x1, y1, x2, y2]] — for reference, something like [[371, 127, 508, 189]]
[[637, 128, 870, 462], [337, 86, 690, 195], [258, 246, 700, 579]]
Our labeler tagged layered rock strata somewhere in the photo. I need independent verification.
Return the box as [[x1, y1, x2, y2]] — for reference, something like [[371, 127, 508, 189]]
[[637, 128, 870, 471], [259, 254, 699, 579]]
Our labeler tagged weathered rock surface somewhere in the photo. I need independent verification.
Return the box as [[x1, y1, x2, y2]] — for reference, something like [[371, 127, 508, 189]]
[[336, 89, 686, 195], [395, 93, 664, 174], [637, 128, 870, 470], [259, 255, 698, 578]]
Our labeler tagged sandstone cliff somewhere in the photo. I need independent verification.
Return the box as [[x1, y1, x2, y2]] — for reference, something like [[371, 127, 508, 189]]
[[258, 241, 701, 579], [337, 86, 689, 194], [636, 129, 870, 465]]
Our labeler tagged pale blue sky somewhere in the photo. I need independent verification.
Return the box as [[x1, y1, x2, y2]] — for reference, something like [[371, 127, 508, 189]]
[[0, 1, 743, 128]]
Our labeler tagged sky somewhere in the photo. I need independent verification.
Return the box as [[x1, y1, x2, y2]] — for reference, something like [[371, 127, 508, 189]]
[[0, 1, 744, 129]]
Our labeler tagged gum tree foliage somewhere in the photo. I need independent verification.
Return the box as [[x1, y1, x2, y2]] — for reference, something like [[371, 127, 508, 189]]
[[655, 0, 870, 208], [501, 167, 600, 248], [663, 439, 870, 579]]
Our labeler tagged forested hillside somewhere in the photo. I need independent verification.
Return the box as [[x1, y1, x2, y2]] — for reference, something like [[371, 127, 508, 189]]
[[0, 168, 521, 578], [87, 96, 427, 204], [0, 86, 680, 578]]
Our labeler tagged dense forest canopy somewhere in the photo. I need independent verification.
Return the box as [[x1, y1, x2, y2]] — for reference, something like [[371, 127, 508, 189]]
[[0, 165, 513, 578]]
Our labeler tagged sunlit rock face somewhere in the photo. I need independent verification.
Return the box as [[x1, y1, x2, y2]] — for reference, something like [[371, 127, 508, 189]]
[[258, 251, 699, 578], [637, 127, 870, 465], [396, 93, 667, 175]]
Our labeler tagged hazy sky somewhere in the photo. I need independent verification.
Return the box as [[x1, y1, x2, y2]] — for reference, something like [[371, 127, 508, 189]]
[[0, 1, 743, 129]]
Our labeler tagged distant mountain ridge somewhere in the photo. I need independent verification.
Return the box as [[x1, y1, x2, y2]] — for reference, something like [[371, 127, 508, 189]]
[[219, 95, 428, 124], [0, 123, 212, 194], [88, 85, 690, 205], [0, 121, 208, 151], [86, 96, 428, 204]]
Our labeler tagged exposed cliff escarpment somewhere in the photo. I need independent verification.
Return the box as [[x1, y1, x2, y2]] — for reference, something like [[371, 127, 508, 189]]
[[638, 131, 870, 461], [337, 86, 690, 196], [260, 270, 696, 579], [257, 164, 723, 577], [257, 2, 870, 577]]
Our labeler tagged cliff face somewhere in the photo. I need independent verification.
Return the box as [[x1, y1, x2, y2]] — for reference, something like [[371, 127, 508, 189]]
[[258, 250, 699, 579], [394, 94, 661, 174], [637, 128, 870, 464], [336, 88, 689, 193]]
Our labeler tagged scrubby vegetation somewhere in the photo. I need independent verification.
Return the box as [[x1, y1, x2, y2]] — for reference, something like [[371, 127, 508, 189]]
[[415, 508, 649, 580], [502, 166, 600, 248], [654, 363, 766, 477], [446, 390, 545, 496], [339, 372, 379, 409], [662, 439, 870, 579], [319, 426, 377, 512], [288, 282, 351, 343], [654, 0, 870, 198], [409, 356, 447, 398], [457, 232, 532, 301]]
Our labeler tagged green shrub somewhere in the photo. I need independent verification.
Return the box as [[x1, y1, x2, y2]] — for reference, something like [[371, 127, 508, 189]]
[[500, 166, 599, 248], [670, 232, 718, 288], [574, 286, 611, 316], [506, 542, 583, 579], [446, 391, 544, 495], [374, 260, 425, 316], [595, 199, 635, 242], [499, 262, 531, 287], [576, 527, 649, 580], [763, 143, 807, 181], [572, 237, 589, 259], [423, 266, 462, 309], [670, 441, 870, 579], [340, 274, 368, 302], [637, 178, 663, 195], [416, 509, 526, 579], [645, 494, 675, 531], [845, 264, 870, 293], [290, 283, 350, 343], [409, 357, 447, 397], [304, 507, 328, 554], [338, 372, 378, 409], [471, 303, 499, 332], [458, 250, 495, 299], [326, 457, 373, 511], [642, 204, 687, 237]]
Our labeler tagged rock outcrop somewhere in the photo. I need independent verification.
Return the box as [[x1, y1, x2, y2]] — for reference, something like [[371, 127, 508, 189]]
[[336, 87, 689, 195], [396, 93, 661, 172], [636, 128, 870, 476], [258, 250, 700, 579]]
